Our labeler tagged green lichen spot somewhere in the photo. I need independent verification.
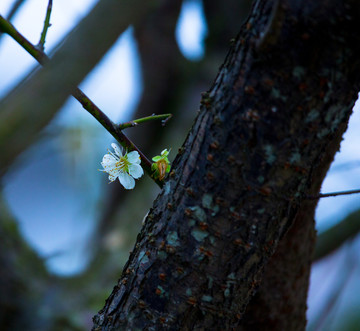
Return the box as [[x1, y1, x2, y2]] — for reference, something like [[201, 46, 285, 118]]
[[224, 288, 230, 297], [330, 113, 343, 132], [271, 88, 281, 98], [227, 273, 236, 281], [306, 109, 319, 122], [323, 90, 332, 103], [188, 219, 196, 227], [271, 88, 287, 101], [202, 194, 213, 209], [166, 231, 180, 247], [191, 228, 209, 242], [292, 66, 305, 79], [157, 285, 165, 296], [209, 236, 216, 245], [138, 251, 150, 264], [141, 255, 149, 264], [138, 251, 145, 262], [264, 145, 276, 165], [189, 206, 207, 222], [211, 205, 220, 216], [202, 194, 219, 216], [186, 288, 192, 296], [289, 152, 301, 164], [207, 276, 214, 289], [317, 129, 329, 139], [202, 295, 213, 302], [325, 105, 338, 123], [257, 208, 265, 214], [257, 175, 265, 184], [164, 181, 171, 195]]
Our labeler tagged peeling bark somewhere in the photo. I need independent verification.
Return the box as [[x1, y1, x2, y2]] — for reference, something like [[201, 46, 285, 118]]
[[93, 0, 360, 329]]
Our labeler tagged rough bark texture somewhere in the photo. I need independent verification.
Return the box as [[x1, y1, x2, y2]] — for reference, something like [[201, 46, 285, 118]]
[[93, 0, 360, 329], [239, 98, 350, 330]]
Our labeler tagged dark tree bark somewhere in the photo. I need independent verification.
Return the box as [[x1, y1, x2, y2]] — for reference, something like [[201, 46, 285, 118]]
[[93, 0, 360, 329]]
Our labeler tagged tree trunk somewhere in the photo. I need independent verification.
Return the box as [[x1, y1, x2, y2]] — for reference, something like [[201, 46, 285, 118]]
[[93, 0, 360, 329]]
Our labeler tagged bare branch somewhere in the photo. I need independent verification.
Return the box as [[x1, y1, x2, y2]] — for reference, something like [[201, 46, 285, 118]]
[[6, 0, 26, 21], [309, 189, 360, 199], [117, 113, 173, 130]]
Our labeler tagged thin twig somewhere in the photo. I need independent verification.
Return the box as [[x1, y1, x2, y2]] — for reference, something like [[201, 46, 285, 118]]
[[118, 113, 172, 130], [0, 15, 46, 62], [161, 113, 173, 126], [38, 0, 52, 51], [0, 14, 163, 188], [308, 189, 360, 199]]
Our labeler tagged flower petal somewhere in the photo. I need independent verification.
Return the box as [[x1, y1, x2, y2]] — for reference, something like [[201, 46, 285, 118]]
[[127, 151, 141, 164], [108, 173, 117, 182], [107, 167, 122, 178], [129, 164, 144, 179], [119, 172, 135, 189], [111, 143, 123, 157], [101, 154, 117, 169]]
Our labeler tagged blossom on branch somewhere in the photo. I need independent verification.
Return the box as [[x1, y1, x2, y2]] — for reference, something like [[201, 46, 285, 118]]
[[101, 143, 143, 189], [152, 149, 171, 181]]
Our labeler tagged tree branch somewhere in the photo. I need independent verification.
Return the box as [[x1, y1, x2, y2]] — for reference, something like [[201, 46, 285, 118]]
[[309, 189, 360, 199], [0, 15, 46, 63]]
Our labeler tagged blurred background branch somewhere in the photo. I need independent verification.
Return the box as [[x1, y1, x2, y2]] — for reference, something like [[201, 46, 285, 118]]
[[5, 0, 26, 21], [314, 209, 360, 261]]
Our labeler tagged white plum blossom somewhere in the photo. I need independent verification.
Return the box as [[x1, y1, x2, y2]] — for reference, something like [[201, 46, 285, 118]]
[[101, 143, 144, 189]]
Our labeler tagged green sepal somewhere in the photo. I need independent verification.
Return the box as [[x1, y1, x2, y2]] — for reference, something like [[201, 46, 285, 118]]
[[152, 156, 162, 162]]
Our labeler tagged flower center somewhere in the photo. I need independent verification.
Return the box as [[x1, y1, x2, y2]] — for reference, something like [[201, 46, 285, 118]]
[[115, 156, 130, 172]]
